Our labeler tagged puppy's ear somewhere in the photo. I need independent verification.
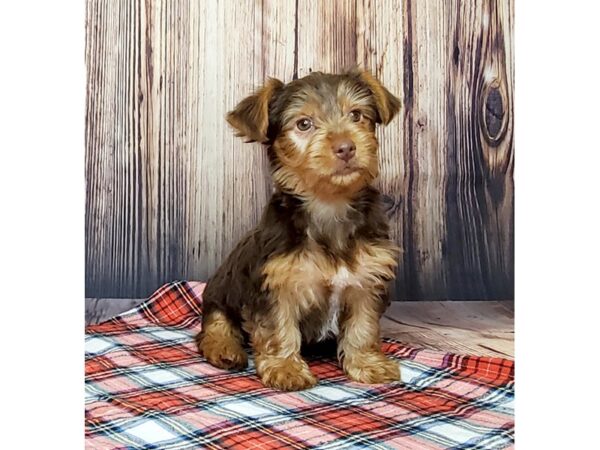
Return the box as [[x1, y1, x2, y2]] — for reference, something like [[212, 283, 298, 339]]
[[355, 70, 401, 125], [226, 78, 284, 143]]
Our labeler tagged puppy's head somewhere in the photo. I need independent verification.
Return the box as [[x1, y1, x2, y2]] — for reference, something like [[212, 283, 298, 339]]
[[226, 70, 400, 198]]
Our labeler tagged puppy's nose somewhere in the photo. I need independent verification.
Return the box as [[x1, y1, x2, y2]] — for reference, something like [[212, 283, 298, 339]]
[[332, 138, 356, 162]]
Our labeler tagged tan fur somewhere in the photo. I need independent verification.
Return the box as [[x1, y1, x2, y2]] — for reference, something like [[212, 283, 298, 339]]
[[254, 354, 318, 391], [354, 70, 401, 125], [338, 286, 400, 384], [197, 310, 248, 370], [261, 240, 399, 330], [252, 321, 318, 391], [259, 239, 399, 386], [271, 84, 380, 199], [249, 271, 320, 390], [261, 248, 333, 343], [226, 78, 283, 143], [352, 240, 399, 289], [271, 133, 378, 199]]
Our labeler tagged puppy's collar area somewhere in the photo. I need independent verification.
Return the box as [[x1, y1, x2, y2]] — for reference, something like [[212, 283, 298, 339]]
[[303, 197, 354, 223], [274, 188, 369, 217]]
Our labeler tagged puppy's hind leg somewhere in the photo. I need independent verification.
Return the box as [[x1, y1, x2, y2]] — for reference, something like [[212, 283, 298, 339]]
[[197, 309, 248, 370]]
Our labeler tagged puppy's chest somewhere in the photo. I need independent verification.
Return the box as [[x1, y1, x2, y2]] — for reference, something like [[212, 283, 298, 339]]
[[261, 215, 397, 340], [310, 265, 362, 341]]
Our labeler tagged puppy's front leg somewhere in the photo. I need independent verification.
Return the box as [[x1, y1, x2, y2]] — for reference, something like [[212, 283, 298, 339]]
[[338, 287, 400, 384], [251, 300, 317, 391]]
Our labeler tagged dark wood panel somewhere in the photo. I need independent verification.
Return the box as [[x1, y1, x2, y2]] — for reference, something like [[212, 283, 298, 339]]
[[442, 0, 514, 299]]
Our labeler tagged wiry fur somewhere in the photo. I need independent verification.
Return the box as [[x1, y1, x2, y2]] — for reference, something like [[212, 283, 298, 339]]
[[197, 69, 402, 391]]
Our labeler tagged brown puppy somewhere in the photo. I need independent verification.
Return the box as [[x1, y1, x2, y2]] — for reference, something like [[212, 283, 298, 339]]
[[197, 69, 401, 391]]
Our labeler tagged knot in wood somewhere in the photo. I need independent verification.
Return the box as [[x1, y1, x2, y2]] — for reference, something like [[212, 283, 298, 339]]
[[481, 82, 508, 146]]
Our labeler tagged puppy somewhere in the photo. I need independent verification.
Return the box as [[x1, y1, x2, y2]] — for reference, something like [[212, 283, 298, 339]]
[[197, 69, 401, 391]]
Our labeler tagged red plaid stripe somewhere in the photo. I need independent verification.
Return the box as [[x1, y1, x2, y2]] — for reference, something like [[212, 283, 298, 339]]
[[451, 355, 514, 386], [140, 281, 203, 327], [114, 389, 200, 414]]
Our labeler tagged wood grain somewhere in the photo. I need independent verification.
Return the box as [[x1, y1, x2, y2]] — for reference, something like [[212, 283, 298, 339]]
[[381, 300, 514, 358], [86, 0, 514, 300], [355, 0, 408, 302]]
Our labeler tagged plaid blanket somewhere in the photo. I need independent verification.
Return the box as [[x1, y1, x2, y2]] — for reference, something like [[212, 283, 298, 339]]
[[85, 281, 514, 449]]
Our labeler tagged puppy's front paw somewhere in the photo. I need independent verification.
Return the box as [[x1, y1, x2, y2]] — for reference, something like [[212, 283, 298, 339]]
[[198, 334, 248, 370], [259, 357, 318, 391], [344, 352, 400, 384]]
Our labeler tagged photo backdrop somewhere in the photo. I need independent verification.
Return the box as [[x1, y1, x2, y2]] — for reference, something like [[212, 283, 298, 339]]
[[86, 0, 514, 300]]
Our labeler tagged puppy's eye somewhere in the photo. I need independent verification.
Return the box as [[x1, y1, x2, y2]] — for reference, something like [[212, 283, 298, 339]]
[[349, 110, 362, 122], [296, 118, 313, 131]]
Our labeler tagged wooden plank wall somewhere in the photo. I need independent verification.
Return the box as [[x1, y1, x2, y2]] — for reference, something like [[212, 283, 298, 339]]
[[85, 0, 514, 300]]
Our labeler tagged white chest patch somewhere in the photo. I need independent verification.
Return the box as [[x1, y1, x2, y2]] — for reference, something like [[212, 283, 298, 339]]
[[317, 266, 362, 341]]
